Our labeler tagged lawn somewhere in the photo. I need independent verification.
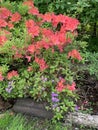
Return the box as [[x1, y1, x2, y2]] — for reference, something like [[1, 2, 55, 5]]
[[0, 111, 97, 130]]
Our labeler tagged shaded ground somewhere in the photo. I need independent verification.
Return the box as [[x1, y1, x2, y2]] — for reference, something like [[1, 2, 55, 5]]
[[76, 72, 98, 114]]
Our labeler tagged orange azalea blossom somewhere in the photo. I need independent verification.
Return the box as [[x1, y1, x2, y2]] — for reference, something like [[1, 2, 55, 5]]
[[25, 19, 35, 29], [7, 22, 14, 29], [56, 78, 66, 92], [0, 7, 12, 19], [67, 82, 76, 91], [0, 35, 7, 45], [14, 52, 23, 59], [56, 78, 76, 92], [0, 72, 4, 81], [64, 16, 80, 31], [27, 44, 36, 54], [41, 13, 53, 22], [41, 28, 53, 38], [35, 57, 48, 71], [36, 40, 52, 50], [28, 6, 39, 16], [28, 25, 40, 37], [27, 66, 33, 72], [11, 12, 21, 23], [23, 0, 34, 8], [12, 45, 17, 50], [7, 70, 18, 80], [25, 55, 31, 62], [0, 29, 11, 35], [26, 20, 40, 37], [0, 19, 7, 28], [52, 14, 64, 27], [68, 49, 82, 61]]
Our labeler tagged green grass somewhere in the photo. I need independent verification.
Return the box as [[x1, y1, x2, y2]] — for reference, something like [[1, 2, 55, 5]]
[[0, 111, 69, 130], [0, 111, 97, 130]]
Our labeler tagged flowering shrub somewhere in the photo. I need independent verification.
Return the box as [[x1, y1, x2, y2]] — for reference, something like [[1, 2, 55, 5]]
[[0, 0, 84, 120]]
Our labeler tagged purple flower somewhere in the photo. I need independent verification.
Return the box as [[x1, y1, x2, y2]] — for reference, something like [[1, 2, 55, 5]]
[[52, 97, 59, 102], [5, 81, 14, 93], [51, 92, 59, 110], [59, 76, 63, 80], [51, 92, 59, 103], [41, 76, 47, 82], [5, 86, 13, 93], [8, 81, 14, 85], [75, 105, 80, 111], [52, 104, 58, 109], [51, 92, 58, 97]]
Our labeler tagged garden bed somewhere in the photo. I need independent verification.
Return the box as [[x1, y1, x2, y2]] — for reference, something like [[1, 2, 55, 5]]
[[0, 1, 98, 129]]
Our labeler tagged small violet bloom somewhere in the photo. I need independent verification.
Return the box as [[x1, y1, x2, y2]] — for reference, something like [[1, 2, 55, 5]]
[[52, 97, 59, 102], [51, 92, 59, 102], [41, 76, 47, 82], [51, 92, 58, 97], [5, 81, 13, 93], [52, 104, 58, 109], [51, 92, 59, 110], [75, 105, 80, 111], [8, 81, 14, 85], [5, 86, 13, 93]]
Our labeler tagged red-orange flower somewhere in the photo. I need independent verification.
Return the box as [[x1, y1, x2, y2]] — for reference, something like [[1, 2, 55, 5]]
[[65, 16, 80, 31], [35, 57, 48, 71], [23, 1, 34, 8], [7, 70, 18, 80], [68, 49, 82, 60], [25, 20, 39, 37], [25, 20, 35, 29], [0, 73, 4, 81], [11, 12, 21, 23], [42, 13, 53, 22], [0, 7, 12, 19], [28, 26, 40, 37], [7, 22, 14, 29], [0, 35, 7, 45], [0, 19, 7, 27], [14, 52, 23, 59], [25, 55, 31, 62], [56, 78, 66, 92], [27, 66, 33, 72], [29, 7, 39, 15], [27, 44, 35, 54], [67, 82, 76, 91]]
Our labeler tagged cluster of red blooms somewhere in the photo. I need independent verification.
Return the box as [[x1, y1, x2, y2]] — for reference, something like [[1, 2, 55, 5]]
[[56, 78, 76, 92], [0, 7, 21, 46], [35, 57, 48, 71], [0, 72, 4, 81], [68, 49, 82, 61], [23, 0, 39, 16], [0, 7, 21, 80], [0, 0, 82, 92], [7, 70, 19, 80]]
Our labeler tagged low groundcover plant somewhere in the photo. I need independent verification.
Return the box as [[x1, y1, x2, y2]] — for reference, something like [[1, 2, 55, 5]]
[[0, 0, 85, 120]]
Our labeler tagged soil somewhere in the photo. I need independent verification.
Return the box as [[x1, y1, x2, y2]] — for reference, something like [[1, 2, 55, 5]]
[[0, 73, 98, 115], [0, 97, 15, 113], [76, 72, 98, 115]]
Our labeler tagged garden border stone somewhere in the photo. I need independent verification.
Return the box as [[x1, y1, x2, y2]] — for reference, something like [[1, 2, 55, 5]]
[[13, 98, 98, 129], [12, 98, 53, 119]]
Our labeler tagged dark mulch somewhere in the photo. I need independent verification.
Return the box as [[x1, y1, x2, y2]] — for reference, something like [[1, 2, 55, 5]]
[[0, 97, 15, 113], [76, 72, 98, 114]]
